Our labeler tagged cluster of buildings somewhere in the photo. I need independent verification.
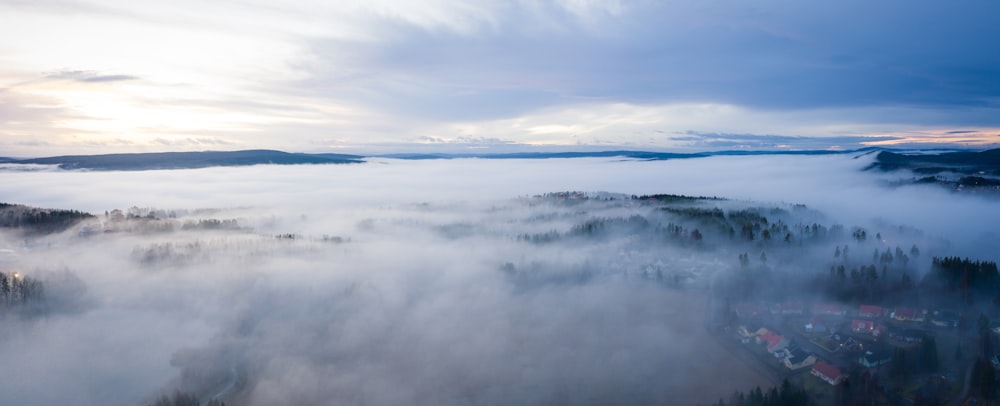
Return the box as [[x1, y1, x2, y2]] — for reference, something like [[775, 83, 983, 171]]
[[739, 327, 818, 372], [733, 301, 956, 387]]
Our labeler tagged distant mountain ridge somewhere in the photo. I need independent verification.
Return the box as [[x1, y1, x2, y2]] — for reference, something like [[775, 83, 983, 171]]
[[10, 149, 364, 170], [2, 147, 997, 171], [375, 148, 867, 160], [867, 149, 1000, 175]]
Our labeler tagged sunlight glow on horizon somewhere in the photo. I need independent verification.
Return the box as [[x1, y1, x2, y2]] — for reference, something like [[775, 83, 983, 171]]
[[2, 1, 998, 156]]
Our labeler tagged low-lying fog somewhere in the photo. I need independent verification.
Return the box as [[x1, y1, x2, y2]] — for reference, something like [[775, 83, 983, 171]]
[[0, 153, 996, 405]]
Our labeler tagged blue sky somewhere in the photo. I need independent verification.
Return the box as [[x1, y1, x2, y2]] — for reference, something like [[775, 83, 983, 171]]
[[1, 0, 998, 156]]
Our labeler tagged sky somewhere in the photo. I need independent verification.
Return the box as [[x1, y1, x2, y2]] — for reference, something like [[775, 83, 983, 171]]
[[2, 0, 999, 157]]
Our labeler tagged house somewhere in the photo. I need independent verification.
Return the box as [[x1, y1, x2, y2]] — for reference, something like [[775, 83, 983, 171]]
[[737, 325, 765, 343], [754, 330, 769, 344], [778, 301, 804, 315], [859, 305, 882, 318], [784, 348, 817, 370], [812, 361, 845, 385], [758, 331, 790, 353], [889, 328, 924, 343], [930, 310, 959, 328], [892, 307, 925, 322], [813, 303, 847, 317], [859, 350, 892, 368], [852, 320, 887, 337], [852, 319, 874, 334], [770, 301, 804, 316], [805, 317, 828, 333]]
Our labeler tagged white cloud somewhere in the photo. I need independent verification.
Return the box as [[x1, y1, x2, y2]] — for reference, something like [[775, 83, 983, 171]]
[[1, 0, 997, 154]]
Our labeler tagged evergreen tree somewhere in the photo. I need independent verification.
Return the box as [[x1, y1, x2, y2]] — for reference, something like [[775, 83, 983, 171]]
[[921, 336, 940, 372]]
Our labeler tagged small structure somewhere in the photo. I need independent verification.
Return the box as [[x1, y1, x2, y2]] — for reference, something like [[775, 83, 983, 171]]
[[930, 310, 959, 328], [859, 305, 882, 319], [780, 301, 804, 315], [812, 361, 845, 385], [785, 348, 817, 370], [892, 307, 924, 322], [758, 331, 790, 353], [859, 350, 891, 368], [852, 320, 887, 337], [813, 303, 848, 317], [889, 328, 924, 343], [737, 325, 765, 343], [805, 317, 828, 333], [852, 319, 874, 334]]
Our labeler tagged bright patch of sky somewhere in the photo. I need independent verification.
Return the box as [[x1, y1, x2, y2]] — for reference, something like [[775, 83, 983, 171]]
[[1, 0, 998, 156]]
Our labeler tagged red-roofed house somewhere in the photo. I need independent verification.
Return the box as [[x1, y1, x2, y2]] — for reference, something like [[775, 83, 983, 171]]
[[859, 305, 882, 318], [852, 320, 887, 337], [778, 301, 804, 315], [813, 303, 847, 316], [852, 319, 874, 333], [892, 307, 924, 322], [758, 331, 790, 352], [811, 361, 844, 385]]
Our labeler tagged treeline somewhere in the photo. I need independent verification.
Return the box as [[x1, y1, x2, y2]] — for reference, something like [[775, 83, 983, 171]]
[[712, 380, 808, 406], [0, 202, 93, 233], [515, 207, 837, 248], [132, 242, 207, 266], [515, 214, 705, 245], [105, 216, 242, 234], [0, 270, 44, 309], [816, 254, 1000, 310], [181, 219, 240, 231], [145, 390, 225, 406], [924, 256, 1000, 299], [661, 206, 833, 245], [636, 193, 723, 203]]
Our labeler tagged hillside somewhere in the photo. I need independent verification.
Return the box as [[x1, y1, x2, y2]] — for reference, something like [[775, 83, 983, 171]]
[[0, 203, 94, 234], [868, 149, 1000, 175], [13, 150, 364, 170]]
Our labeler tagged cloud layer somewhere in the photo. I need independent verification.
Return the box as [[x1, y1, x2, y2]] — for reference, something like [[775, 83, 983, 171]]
[[1, 1, 998, 155]]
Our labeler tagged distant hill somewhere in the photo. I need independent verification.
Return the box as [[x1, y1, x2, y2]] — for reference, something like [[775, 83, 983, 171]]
[[867, 149, 1000, 195], [867, 149, 1000, 175], [0, 202, 94, 234], [12, 150, 364, 170], [308, 153, 370, 161], [5, 147, 996, 171], [376, 149, 852, 160]]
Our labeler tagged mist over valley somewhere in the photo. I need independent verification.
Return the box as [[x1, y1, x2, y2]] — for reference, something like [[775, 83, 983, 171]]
[[0, 153, 998, 405]]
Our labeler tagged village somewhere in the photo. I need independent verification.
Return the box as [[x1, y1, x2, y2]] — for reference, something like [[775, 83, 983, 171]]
[[715, 298, 995, 405]]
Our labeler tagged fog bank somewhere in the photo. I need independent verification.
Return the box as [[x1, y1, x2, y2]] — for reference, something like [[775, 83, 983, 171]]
[[0, 154, 996, 405]]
